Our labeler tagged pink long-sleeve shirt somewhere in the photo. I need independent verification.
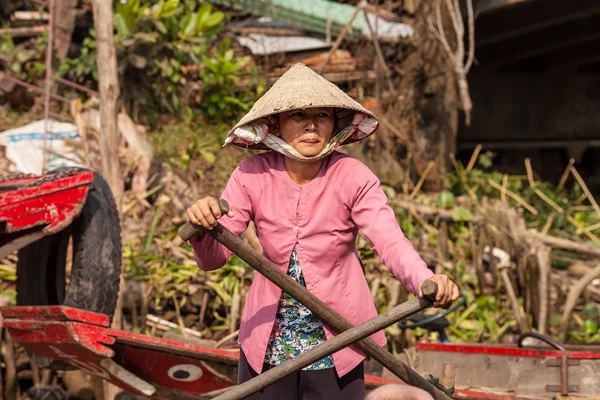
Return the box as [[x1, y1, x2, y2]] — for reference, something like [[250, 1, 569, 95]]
[[191, 151, 433, 377]]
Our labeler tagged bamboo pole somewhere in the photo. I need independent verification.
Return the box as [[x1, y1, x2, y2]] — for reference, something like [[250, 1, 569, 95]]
[[465, 144, 482, 173], [487, 179, 538, 215], [557, 158, 574, 191], [570, 164, 600, 218], [410, 161, 435, 199]]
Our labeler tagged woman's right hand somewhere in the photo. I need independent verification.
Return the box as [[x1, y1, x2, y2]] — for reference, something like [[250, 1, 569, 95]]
[[186, 196, 234, 233]]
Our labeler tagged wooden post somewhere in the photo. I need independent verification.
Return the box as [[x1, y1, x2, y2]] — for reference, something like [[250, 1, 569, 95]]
[[92, 2, 122, 399], [440, 361, 456, 391], [92, 0, 122, 207]]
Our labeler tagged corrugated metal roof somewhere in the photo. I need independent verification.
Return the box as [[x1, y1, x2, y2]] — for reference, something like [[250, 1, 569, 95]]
[[208, 0, 413, 40], [236, 34, 331, 55]]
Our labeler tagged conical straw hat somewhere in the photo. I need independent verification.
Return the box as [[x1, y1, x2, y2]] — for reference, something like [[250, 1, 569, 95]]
[[228, 63, 379, 149]]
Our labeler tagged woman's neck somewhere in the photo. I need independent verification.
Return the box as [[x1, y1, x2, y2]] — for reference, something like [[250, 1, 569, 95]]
[[284, 156, 324, 185]]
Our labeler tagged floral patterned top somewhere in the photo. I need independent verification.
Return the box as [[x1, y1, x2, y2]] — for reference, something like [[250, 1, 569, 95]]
[[264, 249, 334, 370]]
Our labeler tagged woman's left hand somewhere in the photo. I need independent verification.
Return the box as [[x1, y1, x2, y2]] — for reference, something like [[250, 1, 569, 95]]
[[419, 274, 459, 308]]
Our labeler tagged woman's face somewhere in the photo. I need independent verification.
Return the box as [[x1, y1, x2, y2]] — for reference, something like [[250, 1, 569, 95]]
[[272, 107, 335, 157]]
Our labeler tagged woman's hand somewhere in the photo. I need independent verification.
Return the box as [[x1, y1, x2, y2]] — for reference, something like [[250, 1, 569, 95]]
[[419, 274, 459, 308], [185, 197, 233, 234]]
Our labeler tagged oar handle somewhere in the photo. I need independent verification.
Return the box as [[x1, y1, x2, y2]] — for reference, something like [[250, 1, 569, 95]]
[[178, 199, 230, 241]]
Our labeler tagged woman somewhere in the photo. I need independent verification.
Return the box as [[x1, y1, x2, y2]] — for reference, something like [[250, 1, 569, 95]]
[[187, 63, 459, 400]]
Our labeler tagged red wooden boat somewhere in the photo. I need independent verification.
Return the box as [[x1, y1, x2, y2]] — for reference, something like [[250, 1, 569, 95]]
[[1, 306, 599, 400]]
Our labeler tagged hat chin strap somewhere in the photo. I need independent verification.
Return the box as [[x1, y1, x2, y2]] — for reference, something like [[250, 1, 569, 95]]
[[262, 126, 355, 163]]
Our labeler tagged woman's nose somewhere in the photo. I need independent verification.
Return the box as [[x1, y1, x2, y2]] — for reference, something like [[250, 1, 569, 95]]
[[304, 118, 317, 132]]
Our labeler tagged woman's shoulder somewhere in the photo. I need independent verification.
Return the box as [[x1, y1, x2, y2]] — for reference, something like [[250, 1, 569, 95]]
[[237, 152, 278, 172], [327, 151, 376, 180], [233, 152, 281, 186]]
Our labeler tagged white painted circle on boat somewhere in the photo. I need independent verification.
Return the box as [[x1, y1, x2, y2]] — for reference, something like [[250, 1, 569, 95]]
[[167, 364, 203, 382]]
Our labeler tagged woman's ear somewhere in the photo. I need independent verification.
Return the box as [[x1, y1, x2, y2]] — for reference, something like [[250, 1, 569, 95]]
[[267, 116, 280, 136]]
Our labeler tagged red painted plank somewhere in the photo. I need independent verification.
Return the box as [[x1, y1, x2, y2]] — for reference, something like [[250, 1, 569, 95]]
[[415, 342, 600, 359], [108, 329, 241, 365], [0, 305, 110, 327]]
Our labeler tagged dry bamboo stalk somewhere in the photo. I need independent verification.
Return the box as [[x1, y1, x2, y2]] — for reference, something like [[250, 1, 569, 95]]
[[403, 152, 413, 195], [571, 205, 595, 211], [567, 216, 600, 243], [465, 144, 482, 173], [230, 293, 241, 334], [41, 369, 52, 387], [140, 283, 150, 330], [200, 291, 210, 326], [370, 277, 381, 301], [570, 164, 600, 217], [450, 154, 477, 200], [409, 209, 438, 234], [487, 179, 538, 215], [215, 330, 240, 349], [541, 212, 555, 235], [146, 315, 203, 338], [31, 359, 41, 387], [535, 244, 551, 335], [557, 158, 574, 190], [387, 280, 402, 310], [0, 336, 4, 400], [172, 295, 186, 330], [2, 332, 16, 400], [409, 161, 435, 199], [528, 230, 600, 257], [525, 158, 535, 187], [501, 174, 508, 201], [533, 188, 563, 213], [558, 262, 600, 343], [381, 114, 410, 143], [576, 193, 587, 204], [130, 293, 140, 332], [582, 221, 600, 233]]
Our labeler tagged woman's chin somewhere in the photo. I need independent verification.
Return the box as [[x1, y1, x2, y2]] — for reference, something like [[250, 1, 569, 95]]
[[293, 144, 326, 158]]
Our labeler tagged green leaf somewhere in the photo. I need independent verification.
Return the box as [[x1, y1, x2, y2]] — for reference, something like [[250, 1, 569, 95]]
[[161, 0, 180, 18], [113, 13, 129, 37], [206, 281, 231, 304], [133, 32, 158, 43], [151, 0, 165, 17], [479, 151, 495, 168], [180, 12, 199, 39], [584, 304, 599, 318], [452, 207, 474, 222], [153, 20, 168, 34], [204, 11, 224, 29], [1, 289, 16, 305], [437, 191, 455, 209], [584, 319, 598, 335], [200, 149, 216, 164]]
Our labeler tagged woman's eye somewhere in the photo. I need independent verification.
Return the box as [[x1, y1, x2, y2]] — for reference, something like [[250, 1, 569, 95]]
[[318, 113, 330, 118]]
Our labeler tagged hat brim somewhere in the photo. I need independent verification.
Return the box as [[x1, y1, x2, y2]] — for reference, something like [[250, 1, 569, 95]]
[[226, 63, 379, 150]]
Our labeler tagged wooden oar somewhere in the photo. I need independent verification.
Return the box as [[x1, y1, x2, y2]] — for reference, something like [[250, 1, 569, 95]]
[[179, 200, 451, 400]]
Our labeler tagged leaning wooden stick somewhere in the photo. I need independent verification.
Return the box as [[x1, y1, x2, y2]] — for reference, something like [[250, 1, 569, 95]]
[[179, 201, 452, 400], [214, 281, 438, 400]]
